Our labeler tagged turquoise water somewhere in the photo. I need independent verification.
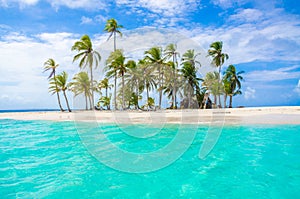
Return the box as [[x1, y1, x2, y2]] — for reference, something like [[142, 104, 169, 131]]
[[1, 119, 300, 198]]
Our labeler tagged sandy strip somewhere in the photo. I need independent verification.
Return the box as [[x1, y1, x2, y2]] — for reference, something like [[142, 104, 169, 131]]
[[0, 106, 299, 125]]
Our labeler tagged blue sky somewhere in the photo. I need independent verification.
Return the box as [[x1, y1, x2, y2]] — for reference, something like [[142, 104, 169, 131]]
[[0, 0, 300, 109]]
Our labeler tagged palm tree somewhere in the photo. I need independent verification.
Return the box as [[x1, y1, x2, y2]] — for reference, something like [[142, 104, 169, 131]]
[[164, 43, 180, 108], [144, 47, 166, 109], [162, 61, 182, 109], [105, 49, 127, 110], [139, 60, 157, 110], [223, 65, 244, 108], [43, 58, 64, 112], [54, 71, 71, 112], [202, 71, 223, 107], [181, 61, 202, 108], [181, 49, 201, 68], [69, 72, 92, 110], [104, 18, 123, 51], [98, 78, 113, 110], [71, 34, 101, 110], [208, 41, 229, 108], [124, 60, 142, 109]]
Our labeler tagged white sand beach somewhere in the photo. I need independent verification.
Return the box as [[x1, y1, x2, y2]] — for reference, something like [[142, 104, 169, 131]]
[[0, 106, 299, 125]]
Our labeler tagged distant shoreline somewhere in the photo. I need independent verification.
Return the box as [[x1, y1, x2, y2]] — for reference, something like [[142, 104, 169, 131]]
[[1, 106, 299, 125]]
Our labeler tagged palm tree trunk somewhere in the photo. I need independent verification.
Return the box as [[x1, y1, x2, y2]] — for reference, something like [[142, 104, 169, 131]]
[[53, 73, 64, 112], [218, 66, 222, 108], [158, 65, 162, 109], [114, 32, 116, 51], [63, 90, 71, 112], [173, 55, 177, 109], [136, 82, 140, 110], [188, 87, 191, 109], [214, 94, 217, 108], [114, 72, 117, 110], [229, 95, 233, 108], [56, 92, 64, 112], [122, 73, 125, 110], [88, 92, 93, 110], [85, 95, 88, 110], [224, 94, 227, 109], [90, 67, 94, 110], [105, 88, 109, 110], [146, 85, 150, 111]]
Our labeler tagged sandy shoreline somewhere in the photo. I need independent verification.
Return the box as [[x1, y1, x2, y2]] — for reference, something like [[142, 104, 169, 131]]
[[1, 106, 300, 125]]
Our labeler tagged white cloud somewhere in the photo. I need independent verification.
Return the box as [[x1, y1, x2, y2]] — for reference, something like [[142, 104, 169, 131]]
[[244, 87, 256, 100], [294, 80, 300, 96], [95, 15, 107, 23], [190, 8, 300, 64], [80, 16, 93, 25], [0, 0, 39, 7], [211, 0, 280, 9], [0, 32, 79, 109], [210, 0, 248, 9], [245, 66, 300, 82], [116, 0, 200, 26], [47, 0, 106, 10], [229, 8, 263, 23], [0, 0, 107, 10]]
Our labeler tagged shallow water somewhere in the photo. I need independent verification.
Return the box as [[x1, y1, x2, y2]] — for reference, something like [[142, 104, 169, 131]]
[[0, 119, 299, 198]]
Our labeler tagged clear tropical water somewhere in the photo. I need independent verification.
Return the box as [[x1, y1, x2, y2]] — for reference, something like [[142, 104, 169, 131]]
[[1, 119, 300, 198]]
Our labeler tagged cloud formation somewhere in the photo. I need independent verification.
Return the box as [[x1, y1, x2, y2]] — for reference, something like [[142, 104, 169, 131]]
[[294, 80, 300, 96], [244, 87, 256, 100]]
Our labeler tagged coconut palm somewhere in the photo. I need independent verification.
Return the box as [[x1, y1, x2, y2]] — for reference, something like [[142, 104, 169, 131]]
[[181, 61, 202, 108], [69, 72, 92, 110], [144, 47, 166, 109], [124, 60, 143, 109], [164, 43, 180, 108], [98, 78, 113, 110], [105, 49, 127, 109], [223, 65, 244, 108], [202, 71, 223, 107], [181, 49, 201, 68], [71, 34, 101, 110], [43, 58, 64, 112], [208, 41, 229, 108], [162, 61, 182, 109], [54, 71, 71, 112], [104, 18, 123, 51], [139, 59, 157, 110]]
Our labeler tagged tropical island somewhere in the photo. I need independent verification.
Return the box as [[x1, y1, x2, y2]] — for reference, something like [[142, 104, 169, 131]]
[[43, 18, 244, 112]]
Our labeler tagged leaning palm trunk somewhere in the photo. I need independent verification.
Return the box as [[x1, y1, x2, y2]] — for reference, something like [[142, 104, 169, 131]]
[[54, 73, 64, 112], [85, 95, 88, 110], [88, 92, 93, 110], [63, 90, 71, 112], [56, 91, 64, 111]]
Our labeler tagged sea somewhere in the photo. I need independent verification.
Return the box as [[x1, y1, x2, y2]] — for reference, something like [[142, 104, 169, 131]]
[[0, 118, 300, 198]]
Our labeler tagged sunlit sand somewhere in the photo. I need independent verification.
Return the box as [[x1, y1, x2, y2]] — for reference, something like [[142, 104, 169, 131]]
[[1, 106, 299, 125]]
